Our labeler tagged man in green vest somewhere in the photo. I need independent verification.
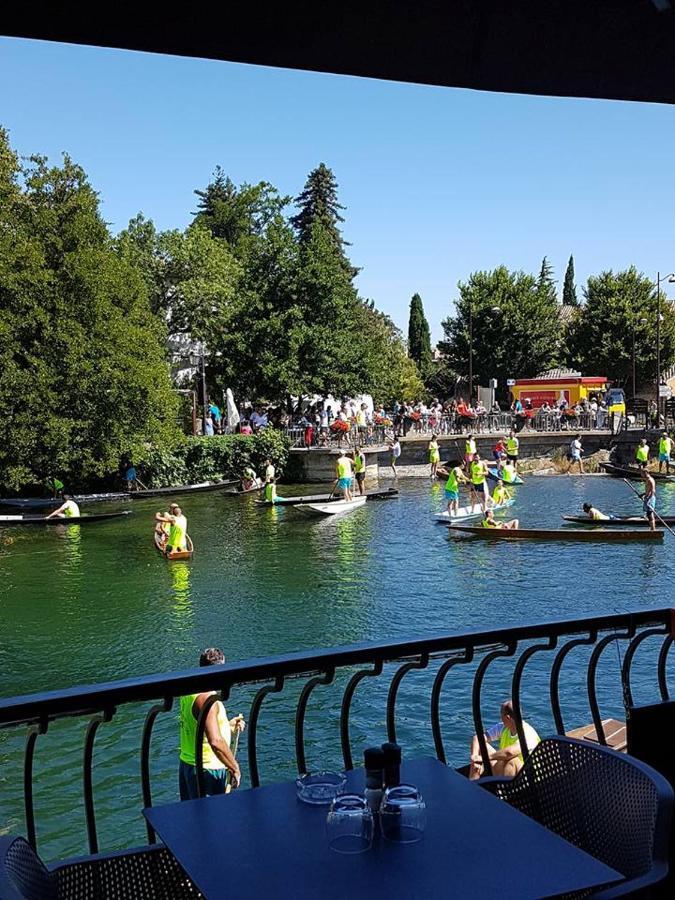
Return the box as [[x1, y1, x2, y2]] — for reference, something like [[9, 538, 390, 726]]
[[178, 647, 245, 800], [635, 438, 649, 470], [506, 430, 519, 471], [353, 447, 367, 495], [469, 453, 490, 512], [468, 699, 540, 781], [155, 504, 188, 552], [336, 451, 354, 501], [443, 460, 468, 514], [46, 494, 80, 519], [658, 431, 673, 474]]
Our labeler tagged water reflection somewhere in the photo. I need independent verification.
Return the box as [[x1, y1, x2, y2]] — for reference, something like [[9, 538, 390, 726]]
[[169, 561, 192, 617]]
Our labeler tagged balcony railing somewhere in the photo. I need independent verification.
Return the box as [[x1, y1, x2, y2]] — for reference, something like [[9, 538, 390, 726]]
[[0, 608, 673, 861]]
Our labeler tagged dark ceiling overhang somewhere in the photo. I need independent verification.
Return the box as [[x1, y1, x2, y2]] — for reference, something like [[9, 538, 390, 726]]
[[3, 1, 675, 104]]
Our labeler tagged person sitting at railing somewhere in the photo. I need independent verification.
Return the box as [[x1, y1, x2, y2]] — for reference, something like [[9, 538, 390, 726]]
[[179, 647, 246, 800], [469, 699, 540, 781]]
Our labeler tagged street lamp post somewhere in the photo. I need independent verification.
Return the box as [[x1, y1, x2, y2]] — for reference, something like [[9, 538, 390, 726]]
[[655, 272, 675, 423], [200, 342, 208, 435]]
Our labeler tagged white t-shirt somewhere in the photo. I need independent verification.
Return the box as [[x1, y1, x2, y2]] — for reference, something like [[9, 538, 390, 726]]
[[571, 439, 582, 458], [392, 442, 401, 458]]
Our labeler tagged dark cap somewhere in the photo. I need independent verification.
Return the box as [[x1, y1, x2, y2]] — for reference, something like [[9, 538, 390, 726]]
[[364, 747, 385, 769]]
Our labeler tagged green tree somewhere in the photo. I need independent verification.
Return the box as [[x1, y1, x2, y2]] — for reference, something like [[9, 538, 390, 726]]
[[407, 293, 432, 379], [291, 163, 357, 277], [0, 136, 178, 491], [562, 255, 579, 307], [438, 266, 560, 392], [356, 302, 425, 403], [537, 256, 557, 305], [566, 268, 675, 386], [193, 168, 289, 259]]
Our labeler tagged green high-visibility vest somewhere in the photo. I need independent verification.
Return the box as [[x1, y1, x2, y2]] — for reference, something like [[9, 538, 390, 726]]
[[636, 445, 649, 463], [337, 458, 352, 479], [445, 468, 460, 493], [471, 461, 485, 485], [354, 453, 365, 474], [507, 437, 519, 455], [465, 439, 476, 455], [659, 437, 671, 456]]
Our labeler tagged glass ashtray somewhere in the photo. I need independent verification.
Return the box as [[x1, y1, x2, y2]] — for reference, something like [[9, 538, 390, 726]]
[[296, 771, 347, 805]]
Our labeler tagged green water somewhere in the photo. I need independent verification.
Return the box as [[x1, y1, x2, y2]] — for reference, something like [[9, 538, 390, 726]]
[[0, 477, 672, 858]]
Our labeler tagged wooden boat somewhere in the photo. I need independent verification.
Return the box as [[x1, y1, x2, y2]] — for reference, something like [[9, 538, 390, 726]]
[[130, 480, 237, 499], [600, 463, 675, 483], [154, 531, 194, 560], [445, 524, 663, 542], [297, 496, 368, 517], [562, 514, 675, 527], [434, 499, 515, 523], [0, 511, 132, 526], [486, 468, 524, 485], [256, 488, 398, 507], [0, 492, 130, 509]]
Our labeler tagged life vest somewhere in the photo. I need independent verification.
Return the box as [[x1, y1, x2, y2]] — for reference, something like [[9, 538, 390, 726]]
[[471, 461, 485, 485]]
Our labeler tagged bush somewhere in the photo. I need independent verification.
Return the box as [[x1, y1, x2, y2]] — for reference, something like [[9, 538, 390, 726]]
[[137, 429, 291, 487]]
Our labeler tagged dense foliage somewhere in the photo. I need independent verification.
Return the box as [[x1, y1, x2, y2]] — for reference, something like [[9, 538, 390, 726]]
[[562, 255, 578, 307], [0, 129, 179, 492], [566, 268, 675, 387], [437, 266, 562, 394], [137, 430, 291, 488]]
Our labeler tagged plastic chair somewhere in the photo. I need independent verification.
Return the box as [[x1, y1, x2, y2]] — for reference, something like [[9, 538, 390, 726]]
[[0, 837, 202, 899], [478, 736, 673, 897]]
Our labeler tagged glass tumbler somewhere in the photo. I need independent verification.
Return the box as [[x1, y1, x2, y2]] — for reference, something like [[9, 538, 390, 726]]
[[380, 784, 426, 843], [326, 793, 374, 854]]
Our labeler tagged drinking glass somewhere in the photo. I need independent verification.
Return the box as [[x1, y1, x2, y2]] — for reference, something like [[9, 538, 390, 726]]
[[380, 784, 426, 843], [326, 793, 374, 854]]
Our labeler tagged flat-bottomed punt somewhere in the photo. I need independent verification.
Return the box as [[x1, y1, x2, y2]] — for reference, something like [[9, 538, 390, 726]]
[[445, 524, 663, 542], [562, 515, 675, 527], [0, 511, 132, 526], [154, 532, 194, 560], [297, 496, 368, 517], [600, 463, 675, 482]]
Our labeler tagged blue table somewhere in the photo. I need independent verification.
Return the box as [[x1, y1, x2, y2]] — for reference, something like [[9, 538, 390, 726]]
[[144, 757, 622, 899]]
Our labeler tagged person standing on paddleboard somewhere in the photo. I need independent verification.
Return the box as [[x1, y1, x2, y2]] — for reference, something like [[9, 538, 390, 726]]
[[642, 469, 657, 531]]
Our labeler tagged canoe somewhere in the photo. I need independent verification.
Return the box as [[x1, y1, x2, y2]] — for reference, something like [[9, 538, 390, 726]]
[[600, 463, 675, 483], [445, 525, 663, 542], [0, 492, 130, 509], [0, 511, 132, 526], [130, 480, 238, 499], [562, 515, 675, 527], [434, 499, 515, 523], [256, 488, 398, 507], [487, 468, 524, 485], [154, 531, 194, 560], [297, 496, 368, 517]]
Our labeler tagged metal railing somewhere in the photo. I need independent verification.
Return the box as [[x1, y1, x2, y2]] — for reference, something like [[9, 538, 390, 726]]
[[0, 608, 673, 859], [286, 411, 616, 445]]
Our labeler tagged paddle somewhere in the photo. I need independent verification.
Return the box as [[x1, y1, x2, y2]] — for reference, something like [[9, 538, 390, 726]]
[[226, 721, 242, 794], [622, 477, 675, 538]]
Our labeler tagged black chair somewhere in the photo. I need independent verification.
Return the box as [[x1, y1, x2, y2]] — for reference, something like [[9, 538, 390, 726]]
[[478, 736, 673, 897], [0, 837, 202, 899]]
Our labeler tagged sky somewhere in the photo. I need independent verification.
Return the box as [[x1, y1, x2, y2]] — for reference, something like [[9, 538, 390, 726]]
[[2, 36, 675, 340]]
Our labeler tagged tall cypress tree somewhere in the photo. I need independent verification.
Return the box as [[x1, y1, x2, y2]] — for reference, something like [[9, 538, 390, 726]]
[[407, 293, 432, 378], [537, 256, 557, 305], [562, 254, 579, 307], [291, 163, 357, 276]]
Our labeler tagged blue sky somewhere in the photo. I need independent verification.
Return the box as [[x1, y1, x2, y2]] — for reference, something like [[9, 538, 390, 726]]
[[2, 36, 675, 340]]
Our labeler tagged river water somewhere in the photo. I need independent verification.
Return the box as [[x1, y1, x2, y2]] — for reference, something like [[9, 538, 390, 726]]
[[0, 475, 672, 858]]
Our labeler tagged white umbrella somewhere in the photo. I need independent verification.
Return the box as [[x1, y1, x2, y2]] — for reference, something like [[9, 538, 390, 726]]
[[226, 388, 240, 431]]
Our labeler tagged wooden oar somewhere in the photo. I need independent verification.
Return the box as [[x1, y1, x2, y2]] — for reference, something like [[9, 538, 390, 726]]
[[622, 478, 675, 538], [225, 724, 242, 794]]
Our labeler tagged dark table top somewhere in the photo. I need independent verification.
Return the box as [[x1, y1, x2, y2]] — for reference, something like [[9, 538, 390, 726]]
[[145, 757, 622, 899]]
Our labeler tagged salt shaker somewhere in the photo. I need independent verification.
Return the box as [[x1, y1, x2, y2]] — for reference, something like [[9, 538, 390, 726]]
[[381, 741, 401, 788], [363, 747, 385, 814]]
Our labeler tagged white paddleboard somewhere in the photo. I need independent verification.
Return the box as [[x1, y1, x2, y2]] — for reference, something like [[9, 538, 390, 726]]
[[434, 498, 515, 523], [300, 496, 368, 517]]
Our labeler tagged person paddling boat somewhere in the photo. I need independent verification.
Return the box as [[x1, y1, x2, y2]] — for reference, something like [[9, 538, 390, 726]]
[[658, 431, 673, 475], [155, 503, 188, 552], [45, 494, 80, 519], [335, 450, 354, 501], [353, 447, 367, 495], [241, 466, 260, 491], [642, 469, 657, 531], [442, 460, 468, 515]]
